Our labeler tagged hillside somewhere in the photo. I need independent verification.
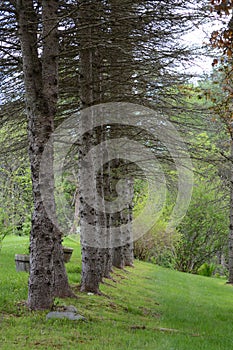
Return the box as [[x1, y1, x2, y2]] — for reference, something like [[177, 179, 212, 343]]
[[0, 236, 233, 350]]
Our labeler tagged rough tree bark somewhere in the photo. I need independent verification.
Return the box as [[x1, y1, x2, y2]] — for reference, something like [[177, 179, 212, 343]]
[[107, 0, 134, 269], [122, 178, 134, 267], [17, 0, 72, 309], [228, 138, 233, 283], [78, 0, 135, 285], [111, 160, 125, 269], [78, 0, 103, 293]]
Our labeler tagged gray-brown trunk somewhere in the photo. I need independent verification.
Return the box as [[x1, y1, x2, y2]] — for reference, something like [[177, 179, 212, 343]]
[[112, 246, 125, 269], [111, 161, 125, 269], [53, 231, 74, 298], [78, 1, 106, 293], [122, 179, 134, 266], [17, 0, 71, 309], [228, 138, 233, 283]]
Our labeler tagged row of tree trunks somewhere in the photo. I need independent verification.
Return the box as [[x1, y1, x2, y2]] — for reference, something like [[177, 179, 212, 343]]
[[78, 0, 134, 293], [18, 0, 136, 305], [107, 0, 134, 271]]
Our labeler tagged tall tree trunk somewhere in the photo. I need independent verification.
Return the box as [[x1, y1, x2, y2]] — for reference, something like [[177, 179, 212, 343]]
[[102, 160, 113, 278], [41, 0, 73, 300], [78, 1, 103, 293], [108, 0, 134, 268], [122, 179, 134, 267], [110, 159, 125, 269], [228, 138, 233, 283], [79, 120, 103, 293], [17, 0, 71, 309], [78, 0, 135, 289]]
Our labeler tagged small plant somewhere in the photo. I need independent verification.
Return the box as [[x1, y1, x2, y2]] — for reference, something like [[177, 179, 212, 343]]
[[0, 232, 6, 253], [0, 209, 14, 253], [197, 262, 216, 277]]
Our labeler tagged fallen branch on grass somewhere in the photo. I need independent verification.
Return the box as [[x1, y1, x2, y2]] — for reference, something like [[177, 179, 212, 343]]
[[130, 325, 200, 337]]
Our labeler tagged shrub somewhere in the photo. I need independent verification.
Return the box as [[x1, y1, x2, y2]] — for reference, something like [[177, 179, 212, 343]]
[[0, 232, 6, 253], [0, 209, 15, 252], [197, 262, 216, 277], [134, 221, 181, 268], [174, 179, 228, 274]]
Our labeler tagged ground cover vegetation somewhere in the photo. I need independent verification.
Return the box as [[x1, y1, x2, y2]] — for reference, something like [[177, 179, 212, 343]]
[[1, 235, 233, 350]]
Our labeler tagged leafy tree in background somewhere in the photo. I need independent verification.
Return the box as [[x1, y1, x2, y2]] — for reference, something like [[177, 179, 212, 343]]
[[171, 81, 230, 274], [132, 76, 230, 274], [175, 176, 228, 273], [0, 158, 32, 234]]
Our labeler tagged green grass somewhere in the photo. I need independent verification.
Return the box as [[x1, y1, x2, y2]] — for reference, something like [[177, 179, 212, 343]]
[[1, 235, 233, 349]]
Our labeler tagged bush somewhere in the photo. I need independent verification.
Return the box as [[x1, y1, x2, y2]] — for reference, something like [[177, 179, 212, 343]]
[[0, 232, 6, 253], [134, 221, 181, 268], [0, 209, 15, 252], [174, 179, 228, 274], [197, 262, 216, 277]]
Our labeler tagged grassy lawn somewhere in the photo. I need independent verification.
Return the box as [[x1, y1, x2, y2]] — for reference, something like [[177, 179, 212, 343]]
[[1, 235, 233, 349]]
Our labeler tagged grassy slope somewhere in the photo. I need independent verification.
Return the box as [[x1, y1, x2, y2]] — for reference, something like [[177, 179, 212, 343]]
[[1, 235, 233, 350]]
